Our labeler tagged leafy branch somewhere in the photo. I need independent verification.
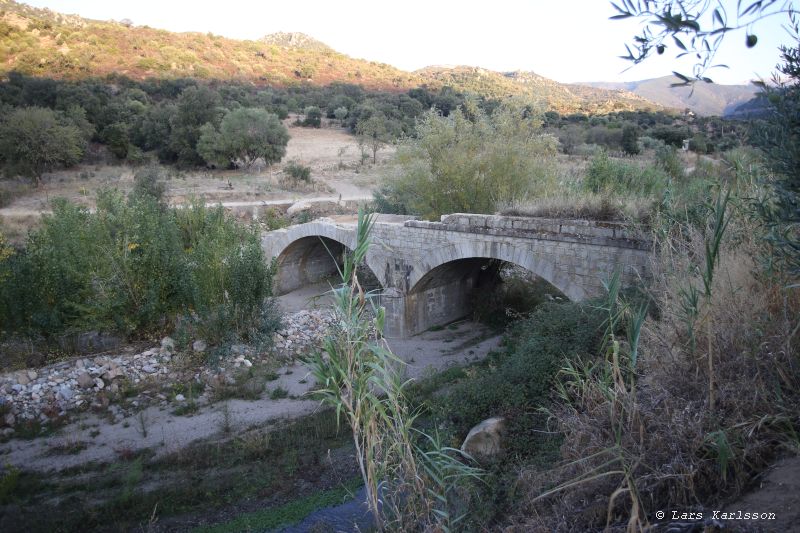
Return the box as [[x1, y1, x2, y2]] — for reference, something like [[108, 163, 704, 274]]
[[612, 0, 799, 83]]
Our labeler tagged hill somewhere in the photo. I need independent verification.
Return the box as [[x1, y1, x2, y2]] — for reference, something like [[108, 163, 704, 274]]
[[0, 0, 662, 115], [577, 76, 760, 116]]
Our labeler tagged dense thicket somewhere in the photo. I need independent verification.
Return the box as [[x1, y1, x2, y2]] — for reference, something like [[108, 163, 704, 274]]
[[0, 174, 279, 349]]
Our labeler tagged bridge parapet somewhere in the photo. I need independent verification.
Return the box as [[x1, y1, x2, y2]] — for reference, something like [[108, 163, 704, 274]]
[[417, 213, 651, 249]]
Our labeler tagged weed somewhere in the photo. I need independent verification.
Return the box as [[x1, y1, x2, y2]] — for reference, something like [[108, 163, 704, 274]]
[[269, 387, 289, 400], [46, 439, 88, 455]]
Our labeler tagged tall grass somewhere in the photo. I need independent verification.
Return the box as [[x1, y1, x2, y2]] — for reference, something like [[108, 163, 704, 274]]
[[306, 210, 481, 532], [507, 160, 800, 532]]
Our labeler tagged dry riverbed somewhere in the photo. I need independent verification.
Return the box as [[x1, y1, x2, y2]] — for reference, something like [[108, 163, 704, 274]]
[[0, 280, 501, 531]]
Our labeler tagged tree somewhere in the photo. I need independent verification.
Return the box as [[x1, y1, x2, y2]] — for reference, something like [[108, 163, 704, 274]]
[[198, 107, 289, 169], [621, 124, 640, 155], [333, 106, 348, 124], [0, 107, 87, 185], [169, 85, 223, 165], [379, 99, 559, 220], [356, 114, 392, 164], [757, 42, 800, 275], [302, 106, 322, 128]]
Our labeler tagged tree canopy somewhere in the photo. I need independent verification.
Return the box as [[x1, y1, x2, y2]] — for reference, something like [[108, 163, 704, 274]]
[[198, 107, 289, 169], [0, 106, 88, 184]]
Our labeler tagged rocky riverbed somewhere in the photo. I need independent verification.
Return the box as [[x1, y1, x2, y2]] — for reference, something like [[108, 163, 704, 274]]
[[0, 309, 336, 437]]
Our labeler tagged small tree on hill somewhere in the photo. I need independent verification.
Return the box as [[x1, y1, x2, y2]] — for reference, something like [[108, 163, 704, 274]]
[[0, 106, 87, 186], [356, 114, 392, 164], [198, 107, 289, 169]]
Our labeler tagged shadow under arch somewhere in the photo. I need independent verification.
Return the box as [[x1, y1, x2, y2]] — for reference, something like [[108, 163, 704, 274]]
[[273, 235, 382, 296], [392, 254, 570, 337]]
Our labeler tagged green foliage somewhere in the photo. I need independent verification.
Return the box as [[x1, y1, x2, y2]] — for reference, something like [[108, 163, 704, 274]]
[[0, 193, 279, 347], [355, 113, 396, 164], [169, 85, 223, 166], [755, 41, 800, 276], [381, 99, 558, 220], [198, 107, 289, 168], [436, 301, 605, 438], [302, 105, 322, 128], [333, 105, 348, 122], [655, 144, 685, 179], [284, 161, 311, 182], [132, 164, 166, 201], [584, 150, 669, 197], [0, 106, 88, 184], [621, 124, 640, 155]]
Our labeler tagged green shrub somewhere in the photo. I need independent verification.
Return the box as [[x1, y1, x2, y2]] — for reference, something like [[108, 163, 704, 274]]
[[435, 301, 605, 440], [132, 165, 166, 201], [584, 150, 669, 197], [302, 106, 322, 128], [283, 161, 311, 182], [655, 144, 685, 179], [0, 193, 279, 349]]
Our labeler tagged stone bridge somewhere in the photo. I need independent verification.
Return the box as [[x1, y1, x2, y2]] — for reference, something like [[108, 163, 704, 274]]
[[261, 213, 652, 338]]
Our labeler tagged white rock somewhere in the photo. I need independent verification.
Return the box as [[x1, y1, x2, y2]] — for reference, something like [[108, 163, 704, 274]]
[[57, 386, 74, 401], [160, 337, 175, 353], [242, 359, 252, 368], [175, 394, 186, 402], [192, 340, 207, 353], [94, 377, 105, 390]]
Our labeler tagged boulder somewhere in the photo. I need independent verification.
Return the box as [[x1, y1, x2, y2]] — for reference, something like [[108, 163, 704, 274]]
[[460, 417, 506, 460], [77, 372, 94, 389]]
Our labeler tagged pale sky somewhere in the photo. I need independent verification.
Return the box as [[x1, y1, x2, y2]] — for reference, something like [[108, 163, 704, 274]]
[[23, 0, 796, 84]]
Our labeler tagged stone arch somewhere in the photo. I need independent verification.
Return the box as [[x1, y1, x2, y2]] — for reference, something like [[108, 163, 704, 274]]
[[407, 241, 584, 301], [266, 222, 382, 295]]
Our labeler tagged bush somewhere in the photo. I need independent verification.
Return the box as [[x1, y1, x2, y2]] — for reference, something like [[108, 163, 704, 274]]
[[0, 193, 279, 349], [302, 106, 322, 128], [584, 150, 669, 197], [381, 99, 558, 220], [132, 165, 166, 201], [283, 161, 311, 182], [435, 301, 605, 440], [0, 106, 88, 184], [655, 144, 685, 179]]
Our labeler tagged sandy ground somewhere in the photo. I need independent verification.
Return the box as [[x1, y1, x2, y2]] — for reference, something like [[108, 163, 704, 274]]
[[0, 283, 500, 473]]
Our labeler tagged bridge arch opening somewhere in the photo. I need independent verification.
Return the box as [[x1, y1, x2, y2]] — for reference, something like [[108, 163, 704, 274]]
[[402, 257, 567, 334], [273, 235, 381, 297]]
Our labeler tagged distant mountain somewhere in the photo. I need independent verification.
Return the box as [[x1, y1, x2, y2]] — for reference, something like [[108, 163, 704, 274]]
[[577, 76, 760, 116], [0, 0, 662, 115]]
